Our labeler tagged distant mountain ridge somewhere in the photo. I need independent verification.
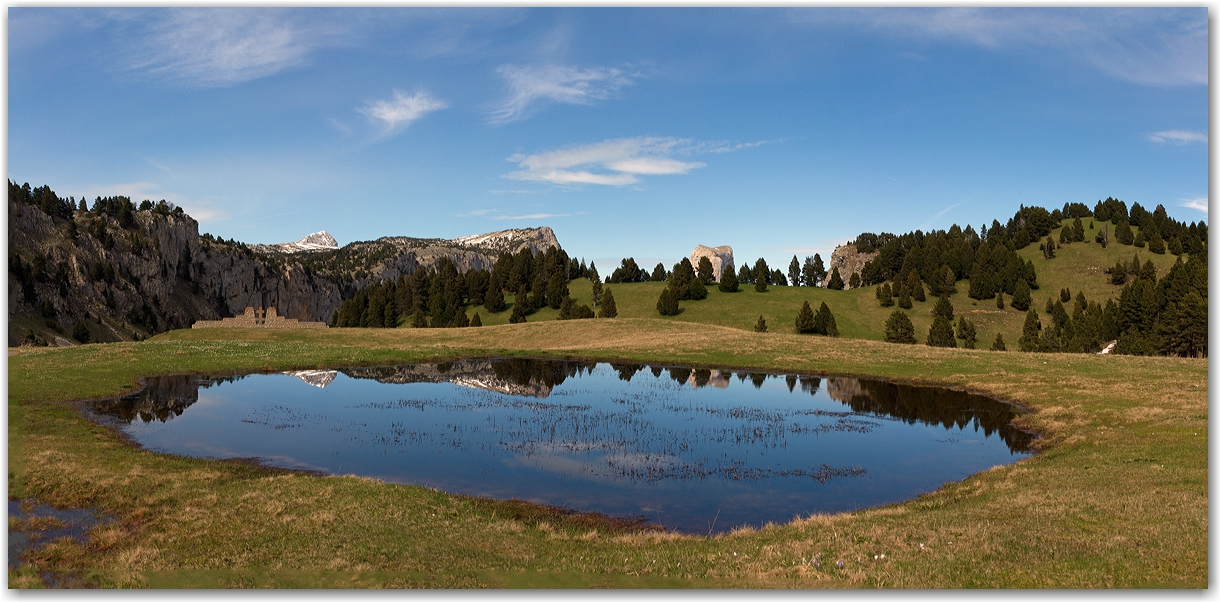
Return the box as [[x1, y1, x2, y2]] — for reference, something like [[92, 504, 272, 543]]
[[251, 231, 339, 254]]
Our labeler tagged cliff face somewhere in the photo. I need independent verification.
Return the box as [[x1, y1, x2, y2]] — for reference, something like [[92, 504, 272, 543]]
[[9, 195, 562, 346], [8, 202, 342, 344], [828, 244, 879, 290]]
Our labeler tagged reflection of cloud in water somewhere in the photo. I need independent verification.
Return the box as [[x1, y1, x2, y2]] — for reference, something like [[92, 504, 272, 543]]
[[503, 452, 604, 481]]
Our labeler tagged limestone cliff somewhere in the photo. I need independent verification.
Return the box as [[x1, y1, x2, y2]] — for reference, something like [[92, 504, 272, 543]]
[[689, 244, 734, 281], [828, 244, 879, 290]]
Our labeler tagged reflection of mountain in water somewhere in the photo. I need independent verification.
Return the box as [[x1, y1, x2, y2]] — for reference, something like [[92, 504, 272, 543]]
[[343, 358, 596, 398], [90, 375, 243, 424], [284, 370, 338, 388]]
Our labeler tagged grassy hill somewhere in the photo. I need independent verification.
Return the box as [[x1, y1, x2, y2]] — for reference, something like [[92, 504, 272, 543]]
[[462, 219, 1183, 348]]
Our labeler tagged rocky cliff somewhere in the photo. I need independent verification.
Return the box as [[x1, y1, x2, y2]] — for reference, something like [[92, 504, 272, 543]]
[[8, 185, 562, 346], [828, 244, 879, 290], [689, 244, 734, 281]]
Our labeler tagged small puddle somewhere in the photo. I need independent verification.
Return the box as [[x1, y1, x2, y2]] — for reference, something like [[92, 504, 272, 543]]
[[9, 498, 115, 586]]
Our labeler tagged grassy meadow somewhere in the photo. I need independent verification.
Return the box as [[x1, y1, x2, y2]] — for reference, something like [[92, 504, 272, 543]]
[[7, 315, 1207, 588], [464, 219, 1183, 347]]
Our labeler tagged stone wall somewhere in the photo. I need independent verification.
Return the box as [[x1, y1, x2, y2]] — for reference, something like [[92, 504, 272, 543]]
[[192, 307, 328, 329]]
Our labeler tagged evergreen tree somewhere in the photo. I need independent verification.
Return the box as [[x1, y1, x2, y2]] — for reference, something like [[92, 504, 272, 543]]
[[697, 256, 716, 284], [813, 302, 839, 337], [411, 306, 428, 328], [1147, 229, 1166, 254], [1133, 230, 1146, 248], [656, 288, 679, 316], [508, 303, 527, 324], [558, 295, 574, 320], [470, 312, 482, 327], [795, 300, 816, 334], [1139, 259, 1157, 282], [811, 254, 826, 287], [1157, 290, 1207, 358], [926, 316, 956, 347], [754, 273, 768, 293], [827, 267, 844, 290], [897, 283, 913, 309], [688, 277, 708, 300], [801, 256, 818, 287], [598, 288, 618, 318], [1073, 217, 1086, 242], [932, 295, 954, 321], [956, 316, 977, 349], [651, 262, 668, 282], [1168, 236, 1183, 256], [905, 270, 924, 302], [996, 291, 1005, 309], [718, 266, 739, 292], [1060, 287, 1071, 303], [591, 279, 603, 307], [771, 269, 787, 286], [484, 284, 506, 313], [1115, 219, 1134, 245], [876, 282, 894, 307], [884, 309, 916, 344], [754, 315, 768, 333], [788, 256, 801, 287], [1058, 225, 1071, 245], [1011, 279, 1032, 310], [1096, 223, 1109, 248], [849, 272, 861, 289], [941, 265, 956, 295], [545, 273, 568, 309], [1110, 261, 1127, 285], [450, 310, 470, 328], [1018, 309, 1042, 351], [1042, 236, 1056, 259], [991, 333, 1007, 351], [753, 258, 770, 285]]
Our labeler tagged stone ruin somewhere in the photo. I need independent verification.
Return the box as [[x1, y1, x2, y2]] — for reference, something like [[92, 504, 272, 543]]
[[689, 245, 735, 281], [191, 307, 328, 329]]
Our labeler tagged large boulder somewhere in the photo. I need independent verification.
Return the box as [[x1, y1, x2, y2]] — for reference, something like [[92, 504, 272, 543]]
[[689, 245, 734, 281], [829, 244, 878, 290]]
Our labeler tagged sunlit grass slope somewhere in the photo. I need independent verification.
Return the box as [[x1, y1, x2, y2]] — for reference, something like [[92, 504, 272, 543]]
[[468, 219, 1183, 347], [8, 320, 1207, 588]]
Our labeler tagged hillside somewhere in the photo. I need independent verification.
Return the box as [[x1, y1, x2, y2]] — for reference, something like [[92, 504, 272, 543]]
[[458, 218, 1189, 350]]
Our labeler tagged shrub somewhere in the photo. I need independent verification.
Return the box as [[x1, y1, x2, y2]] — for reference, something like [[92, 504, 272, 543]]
[[754, 315, 767, 333]]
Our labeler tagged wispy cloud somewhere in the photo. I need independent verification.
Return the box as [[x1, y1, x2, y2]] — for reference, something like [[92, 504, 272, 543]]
[[1180, 197, 1208, 213], [120, 9, 339, 88], [505, 137, 706, 187], [791, 8, 1206, 86], [360, 90, 447, 133], [491, 63, 634, 123], [456, 208, 576, 220], [1148, 130, 1207, 144]]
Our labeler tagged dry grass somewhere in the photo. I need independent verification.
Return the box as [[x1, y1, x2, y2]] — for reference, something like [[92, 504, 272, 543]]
[[7, 320, 1207, 588]]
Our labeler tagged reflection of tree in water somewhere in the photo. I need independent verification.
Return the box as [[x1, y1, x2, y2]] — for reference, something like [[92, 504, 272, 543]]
[[490, 358, 596, 389], [91, 375, 242, 424], [825, 378, 1033, 452]]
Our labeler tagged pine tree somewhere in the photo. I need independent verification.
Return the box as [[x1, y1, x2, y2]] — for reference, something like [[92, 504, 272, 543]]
[[1059, 225, 1071, 245], [884, 309, 916, 344], [697, 256, 716, 284], [813, 302, 839, 337], [485, 284, 506, 313], [1115, 219, 1134, 245], [508, 303, 527, 324], [738, 264, 752, 285], [788, 256, 801, 287], [411, 306, 428, 328], [1168, 236, 1183, 256], [876, 282, 894, 307], [812, 254, 826, 287], [687, 277, 708, 300], [598, 288, 617, 318], [956, 316, 977, 349], [754, 315, 768, 333], [656, 288, 679, 316], [897, 283, 913, 309], [926, 316, 956, 347], [1011, 279, 1032, 310], [450, 309, 470, 328], [1073, 217, 1085, 242], [546, 273, 569, 309], [1043, 236, 1056, 259], [1096, 223, 1109, 248], [558, 295, 574, 320], [754, 273, 768, 293], [1060, 287, 1071, 303], [1110, 261, 1127, 285], [718, 266, 739, 292], [991, 333, 1007, 351], [906, 270, 925, 302], [1147, 229, 1166, 254], [801, 256, 817, 287], [849, 272, 861, 289], [651, 262, 667, 282], [754, 258, 770, 285], [470, 312, 482, 327], [942, 265, 956, 295], [827, 267, 844, 290], [795, 300, 816, 334], [591, 279, 603, 307], [932, 295, 954, 322], [996, 291, 1005, 309], [1018, 309, 1041, 351], [1133, 230, 1146, 248]]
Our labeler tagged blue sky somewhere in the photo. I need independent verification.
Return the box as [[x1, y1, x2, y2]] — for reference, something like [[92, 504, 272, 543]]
[[8, 7, 1208, 271]]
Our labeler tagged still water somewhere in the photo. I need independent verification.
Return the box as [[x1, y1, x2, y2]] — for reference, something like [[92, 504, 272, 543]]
[[90, 359, 1032, 533]]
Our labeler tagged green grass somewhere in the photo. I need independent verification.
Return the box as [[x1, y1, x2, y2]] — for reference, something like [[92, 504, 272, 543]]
[[8, 321, 1207, 588], [464, 219, 1185, 348]]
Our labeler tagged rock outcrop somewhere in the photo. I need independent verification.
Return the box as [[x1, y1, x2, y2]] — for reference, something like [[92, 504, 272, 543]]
[[250, 231, 339, 254], [828, 244, 878, 290], [689, 245, 734, 281]]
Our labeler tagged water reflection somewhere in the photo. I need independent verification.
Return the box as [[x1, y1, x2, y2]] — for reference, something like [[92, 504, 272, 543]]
[[89, 359, 1032, 533]]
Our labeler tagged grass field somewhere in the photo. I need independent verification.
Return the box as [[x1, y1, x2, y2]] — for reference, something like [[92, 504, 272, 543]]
[[7, 319, 1207, 588], [463, 220, 1183, 349]]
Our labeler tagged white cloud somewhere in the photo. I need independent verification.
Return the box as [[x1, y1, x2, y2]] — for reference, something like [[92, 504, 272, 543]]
[[491, 63, 634, 123], [1180, 197, 1208, 213], [456, 208, 575, 220], [505, 137, 706, 187], [121, 9, 336, 88], [360, 90, 447, 133], [792, 8, 1206, 87], [1148, 130, 1207, 144]]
